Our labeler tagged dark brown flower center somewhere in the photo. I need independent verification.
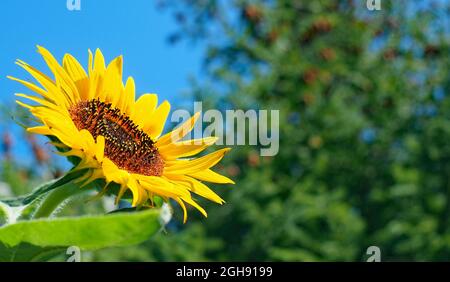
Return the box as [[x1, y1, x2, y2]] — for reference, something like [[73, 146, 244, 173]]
[[69, 99, 164, 176]]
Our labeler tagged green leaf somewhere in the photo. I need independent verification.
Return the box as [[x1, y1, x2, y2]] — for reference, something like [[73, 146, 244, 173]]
[[1, 169, 87, 207], [0, 202, 9, 226], [0, 243, 65, 262], [0, 208, 163, 261], [16, 197, 44, 221]]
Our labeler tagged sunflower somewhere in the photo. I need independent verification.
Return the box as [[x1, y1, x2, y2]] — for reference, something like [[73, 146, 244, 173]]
[[8, 46, 234, 222]]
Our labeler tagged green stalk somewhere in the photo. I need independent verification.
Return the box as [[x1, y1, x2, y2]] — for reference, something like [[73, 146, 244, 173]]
[[32, 182, 85, 219]]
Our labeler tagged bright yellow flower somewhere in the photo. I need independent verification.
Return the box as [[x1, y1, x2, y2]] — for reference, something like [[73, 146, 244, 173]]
[[8, 46, 234, 222]]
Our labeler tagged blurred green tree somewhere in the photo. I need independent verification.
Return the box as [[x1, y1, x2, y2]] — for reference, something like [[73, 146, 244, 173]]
[[113, 0, 448, 261]]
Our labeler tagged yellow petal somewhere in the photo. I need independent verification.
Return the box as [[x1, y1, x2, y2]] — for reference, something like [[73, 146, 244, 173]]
[[37, 46, 80, 103], [63, 54, 89, 100], [122, 76, 136, 116], [27, 126, 53, 135], [15, 93, 62, 113], [7, 76, 62, 107], [78, 129, 97, 154], [27, 108, 78, 146], [156, 112, 200, 146], [159, 137, 218, 160], [169, 175, 224, 204], [115, 184, 129, 205], [88, 49, 94, 76], [137, 175, 191, 199], [63, 53, 87, 81], [93, 48, 106, 74], [102, 160, 135, 205], [164, 148, 231, 174], [108, 55, 123, 78], [15, 100, 33, 109], [102, 55, 123, 105], [80, 169, 104, 188], [88, 72, 104, 101], [181, 196, 207, 218], [132, 93, 158, 127], [188, 169, 235, 184], [142, 100, 171, 139], [127, 177, 142, 207], [174, 197, 188, 223], [95, 135, 105, 162], [11, 62, 69, 108]]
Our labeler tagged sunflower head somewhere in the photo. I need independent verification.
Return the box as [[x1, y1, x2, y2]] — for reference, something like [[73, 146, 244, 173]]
[[8, 46, 234, 222]]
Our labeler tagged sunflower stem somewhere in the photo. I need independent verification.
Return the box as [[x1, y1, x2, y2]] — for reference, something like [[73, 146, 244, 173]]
[[32, 182, 85, 219]]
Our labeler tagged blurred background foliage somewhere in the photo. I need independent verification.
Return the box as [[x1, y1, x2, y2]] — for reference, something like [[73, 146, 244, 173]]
[[1, 0, 450, 261]]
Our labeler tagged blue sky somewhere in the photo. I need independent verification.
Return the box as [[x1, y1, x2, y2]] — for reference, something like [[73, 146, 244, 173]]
[[1, 0, 203, 102], [0, 0, 204, 166]]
